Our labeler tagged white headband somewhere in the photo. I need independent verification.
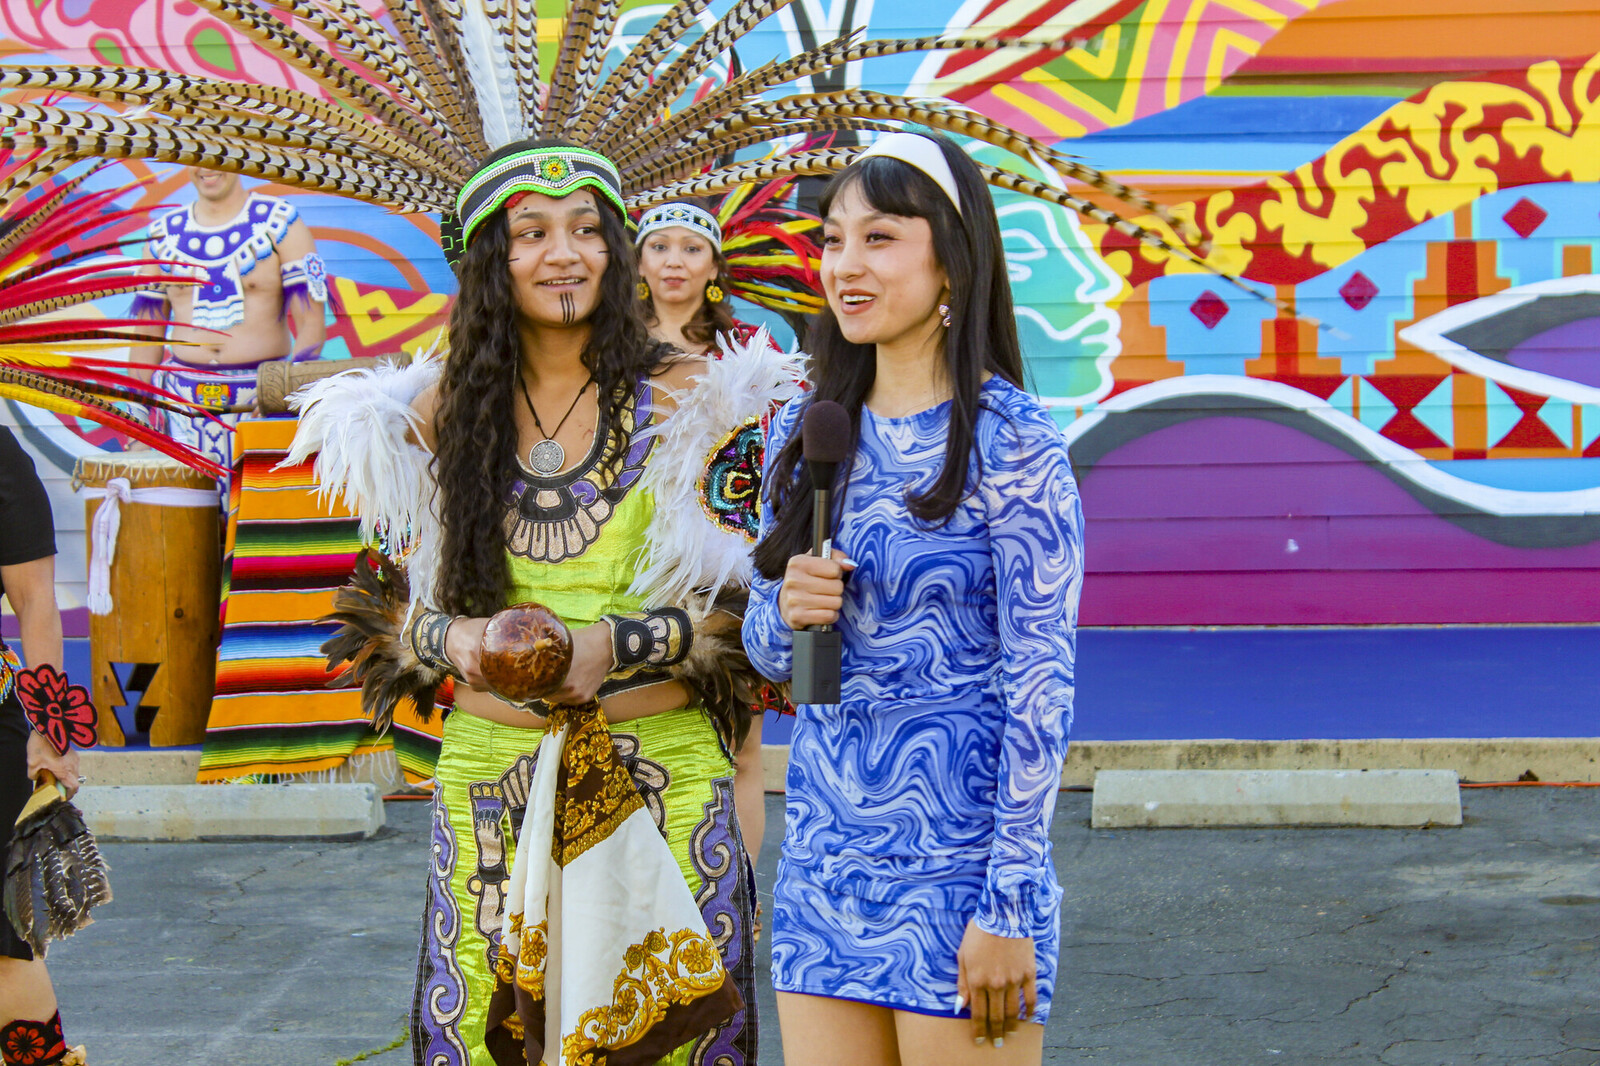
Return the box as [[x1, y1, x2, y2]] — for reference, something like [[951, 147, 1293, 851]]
[[858, 132, 963, 215], [635, 202, 722, 247]]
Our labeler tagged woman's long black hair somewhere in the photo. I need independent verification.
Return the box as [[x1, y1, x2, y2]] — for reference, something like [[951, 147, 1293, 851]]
[[752, 133, 1024, 580], [433, 138, 670, 616], [637, 197, 737, 349]]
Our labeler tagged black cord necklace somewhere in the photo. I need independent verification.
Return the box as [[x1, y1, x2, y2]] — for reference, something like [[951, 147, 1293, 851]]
[[518, 371, 592, 475]]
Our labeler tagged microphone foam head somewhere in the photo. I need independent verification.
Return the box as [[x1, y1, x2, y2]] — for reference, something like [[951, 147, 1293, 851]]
[[802, 400, 852, 465]]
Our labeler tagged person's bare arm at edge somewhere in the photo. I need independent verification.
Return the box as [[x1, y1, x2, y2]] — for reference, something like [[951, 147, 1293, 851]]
[[127, 264, 169, 411], [278, 219, 327, 356], [3, 555, 80, 796]]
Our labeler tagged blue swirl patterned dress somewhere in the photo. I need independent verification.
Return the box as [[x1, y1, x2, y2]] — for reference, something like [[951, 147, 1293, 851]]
[[744, 377, 1083, 1021]]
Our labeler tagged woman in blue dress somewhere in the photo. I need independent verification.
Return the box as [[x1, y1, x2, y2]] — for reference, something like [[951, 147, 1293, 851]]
[[743, 131, 1084, 1064]]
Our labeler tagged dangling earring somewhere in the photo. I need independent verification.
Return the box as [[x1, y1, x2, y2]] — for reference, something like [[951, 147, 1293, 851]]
[[636, 280, 652, 300], [938, 302, 952, 328], [705, 282, 726, 304]]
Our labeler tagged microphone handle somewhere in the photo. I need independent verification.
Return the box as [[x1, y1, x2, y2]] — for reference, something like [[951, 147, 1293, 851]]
[[792, 476, 843, 704], [811, 485, 832, 632]]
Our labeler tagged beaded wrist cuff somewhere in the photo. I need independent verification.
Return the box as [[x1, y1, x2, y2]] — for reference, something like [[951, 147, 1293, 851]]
[[602, 607, 691, 674], [406, 609, 460, 678]]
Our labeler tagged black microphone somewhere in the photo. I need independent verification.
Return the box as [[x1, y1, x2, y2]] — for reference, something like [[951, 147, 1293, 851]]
[[791, 400, 851, 704]]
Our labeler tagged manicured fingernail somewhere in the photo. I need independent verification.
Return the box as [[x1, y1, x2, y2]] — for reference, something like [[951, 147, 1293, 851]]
[[974, 1037, 985, 1046], [995, 1039, 1005, 1049], [952, 994, 966, 1013]]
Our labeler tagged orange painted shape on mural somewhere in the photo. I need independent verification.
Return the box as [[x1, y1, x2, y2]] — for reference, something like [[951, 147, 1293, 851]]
[[1109, 288, 1185, 383], [1239, 0, 1600, 74], [1562, 245, 1593, 276], [1450, 374, 1488, 458]]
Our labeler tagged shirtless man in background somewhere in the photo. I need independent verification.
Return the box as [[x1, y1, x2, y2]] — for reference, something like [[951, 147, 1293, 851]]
[[131, 168, 329, 475]]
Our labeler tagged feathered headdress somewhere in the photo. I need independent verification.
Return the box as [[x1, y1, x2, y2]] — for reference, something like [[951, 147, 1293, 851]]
[[0, 0, 1224, 277], [715, 175, 823, 320], [0, 152, 229, 477]]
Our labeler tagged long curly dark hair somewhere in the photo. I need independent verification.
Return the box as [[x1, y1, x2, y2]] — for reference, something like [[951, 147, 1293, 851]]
[[637, 198, 737, 350], [432, 138, 670, 616], [753, 133, 1024, 580]]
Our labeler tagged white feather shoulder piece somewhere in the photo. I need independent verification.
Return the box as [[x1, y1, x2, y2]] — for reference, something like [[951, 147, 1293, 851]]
[[279, 356, 444, 612], [630, 328, 805, 610]]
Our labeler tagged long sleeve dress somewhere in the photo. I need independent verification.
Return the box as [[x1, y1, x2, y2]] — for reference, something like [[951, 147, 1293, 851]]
[[743, 377, 1084, 1021]]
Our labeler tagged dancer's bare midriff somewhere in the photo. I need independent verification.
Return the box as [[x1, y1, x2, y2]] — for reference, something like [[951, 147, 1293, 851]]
[[158, 252, 296, 365], [455, 678, 693, 729]]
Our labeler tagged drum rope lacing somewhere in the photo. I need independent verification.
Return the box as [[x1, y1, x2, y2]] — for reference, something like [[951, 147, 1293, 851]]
[[79, 477, 217, 615]]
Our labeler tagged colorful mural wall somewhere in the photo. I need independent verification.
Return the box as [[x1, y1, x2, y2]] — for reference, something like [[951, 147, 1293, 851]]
[[2, 0, 1598, 629]]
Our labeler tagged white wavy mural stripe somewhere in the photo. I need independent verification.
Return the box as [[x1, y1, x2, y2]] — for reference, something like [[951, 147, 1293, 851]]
[[1398, 275, 1600, 407], [1063, 375, 1600, 518]]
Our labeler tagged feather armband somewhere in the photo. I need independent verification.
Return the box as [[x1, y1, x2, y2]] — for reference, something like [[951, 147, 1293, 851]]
[[319, 549, 448, 731]]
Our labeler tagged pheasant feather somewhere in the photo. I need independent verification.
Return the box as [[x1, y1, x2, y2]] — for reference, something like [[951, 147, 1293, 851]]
[[0, 0, 1253, 279]]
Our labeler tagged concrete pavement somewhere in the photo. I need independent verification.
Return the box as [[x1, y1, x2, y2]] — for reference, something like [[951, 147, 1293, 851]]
[[40, 787, 1600, 1065]]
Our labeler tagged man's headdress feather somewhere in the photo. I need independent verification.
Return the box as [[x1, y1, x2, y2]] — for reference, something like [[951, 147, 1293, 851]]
[[0, 0, 1229, 278]]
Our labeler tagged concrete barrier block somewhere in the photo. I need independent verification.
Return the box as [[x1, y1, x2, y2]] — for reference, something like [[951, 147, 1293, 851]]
[[1091, 769, 1462, 828], [75, 784, 386, 840], [78, 749, 202, 785]]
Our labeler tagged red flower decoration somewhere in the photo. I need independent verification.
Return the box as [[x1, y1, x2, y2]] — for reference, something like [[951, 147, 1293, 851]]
[[1, 1019, 57, 1065], [16, 664, 97, 754]]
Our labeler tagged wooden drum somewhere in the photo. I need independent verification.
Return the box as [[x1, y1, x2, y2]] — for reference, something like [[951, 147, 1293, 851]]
[[75, 452, 221, 747]]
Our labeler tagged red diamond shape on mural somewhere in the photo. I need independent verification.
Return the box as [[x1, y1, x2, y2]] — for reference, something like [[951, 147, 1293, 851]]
[[1190, 290, 1228, 329], [1339, 272, 1378, 311], [1502, 198, 1547, 238]]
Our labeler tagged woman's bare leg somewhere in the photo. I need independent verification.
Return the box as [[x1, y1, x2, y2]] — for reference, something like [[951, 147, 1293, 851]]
[[894, 1012, 1045, 1066], [777, 991, 901, 1066], [733, 716, 765, 861]]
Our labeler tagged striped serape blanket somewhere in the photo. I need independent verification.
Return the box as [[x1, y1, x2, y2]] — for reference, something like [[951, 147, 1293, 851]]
[[198, 416, 444, 785]]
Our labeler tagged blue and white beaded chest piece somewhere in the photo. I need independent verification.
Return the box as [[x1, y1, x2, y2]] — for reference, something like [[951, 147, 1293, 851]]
[[148, 194, 298, 330]]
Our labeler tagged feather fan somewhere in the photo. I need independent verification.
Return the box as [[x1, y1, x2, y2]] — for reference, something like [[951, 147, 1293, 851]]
[[0, 152, 233, 477]]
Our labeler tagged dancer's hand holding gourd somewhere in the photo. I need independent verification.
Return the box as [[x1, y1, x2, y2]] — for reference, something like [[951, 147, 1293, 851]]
[[444, 607, 607, 706]]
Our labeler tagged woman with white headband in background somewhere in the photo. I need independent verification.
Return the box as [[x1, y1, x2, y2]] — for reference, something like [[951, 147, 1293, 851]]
[[634, 191, 824, 874], [635, 198, 767, 864], [744, 131, 1084, 1064]]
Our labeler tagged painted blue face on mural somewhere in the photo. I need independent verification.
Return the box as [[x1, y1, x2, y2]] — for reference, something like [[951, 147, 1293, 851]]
[[970, 142, 1124, 416]]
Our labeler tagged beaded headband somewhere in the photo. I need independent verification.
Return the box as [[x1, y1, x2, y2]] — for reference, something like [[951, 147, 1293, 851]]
[[441, 146, 625, 269], [635, 202, 722, 248], [859, 133, 963, 216]]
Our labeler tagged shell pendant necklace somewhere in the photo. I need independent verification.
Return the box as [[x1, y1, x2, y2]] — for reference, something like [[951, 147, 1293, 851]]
[[518, 370, 592, 475]]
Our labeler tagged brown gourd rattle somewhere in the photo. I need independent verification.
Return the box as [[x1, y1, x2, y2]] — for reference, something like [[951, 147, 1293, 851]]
[[478, 602, 574, 703]]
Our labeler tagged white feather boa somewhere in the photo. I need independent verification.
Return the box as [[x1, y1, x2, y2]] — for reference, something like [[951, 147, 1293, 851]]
[[629, 328, 805, 610], [278, 331, 802, 625], [279, 356, 444, 617]]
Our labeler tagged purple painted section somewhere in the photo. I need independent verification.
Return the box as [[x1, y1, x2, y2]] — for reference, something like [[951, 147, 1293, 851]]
[[1507, 318, 1600, 387], [1078, 416, 1600, 625], [2, 607, 88, 639]]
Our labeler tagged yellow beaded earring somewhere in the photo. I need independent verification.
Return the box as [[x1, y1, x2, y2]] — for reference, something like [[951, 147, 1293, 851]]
[[636, 280, 651, 300], [704, 282, 725, 303]]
